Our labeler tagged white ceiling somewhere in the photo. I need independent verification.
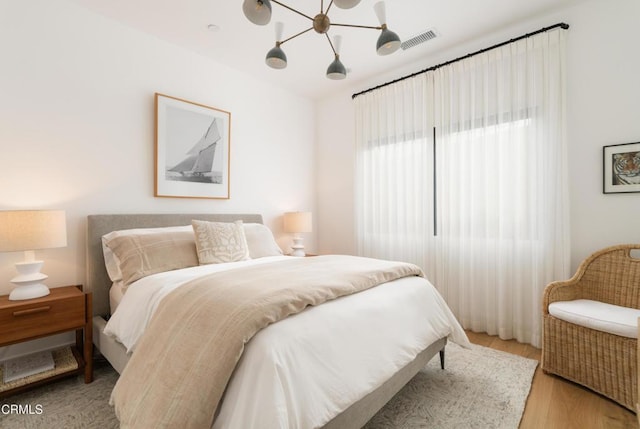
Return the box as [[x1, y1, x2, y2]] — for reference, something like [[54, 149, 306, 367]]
[[70, 0, 582, 99]]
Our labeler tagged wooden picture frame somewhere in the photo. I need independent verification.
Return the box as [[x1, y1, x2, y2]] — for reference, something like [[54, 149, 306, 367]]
[[155, 93, 231, 199], [603, 142, 640, 194]]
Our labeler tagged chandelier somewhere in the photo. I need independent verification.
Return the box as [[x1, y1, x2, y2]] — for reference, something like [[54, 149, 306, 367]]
[[242, 0, 401, 80]]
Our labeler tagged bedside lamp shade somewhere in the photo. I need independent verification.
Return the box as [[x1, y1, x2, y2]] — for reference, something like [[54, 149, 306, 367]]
[[283, 211, 312, 234], [0, 210, 67, 300], [283, 211, 312, 257]]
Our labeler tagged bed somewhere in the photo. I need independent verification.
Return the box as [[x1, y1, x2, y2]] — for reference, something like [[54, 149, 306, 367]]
[[86, 213, 469, 429]]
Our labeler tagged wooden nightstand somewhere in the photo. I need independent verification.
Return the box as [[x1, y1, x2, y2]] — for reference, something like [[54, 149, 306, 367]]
[[0, 285, 92, 397]]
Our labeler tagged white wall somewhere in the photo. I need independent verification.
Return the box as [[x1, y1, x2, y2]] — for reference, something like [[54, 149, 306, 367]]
[[0, 0, 316, 358], [316, 95, 356, 256], [564, 0, 640, 267], [316, 0, 640, 271]]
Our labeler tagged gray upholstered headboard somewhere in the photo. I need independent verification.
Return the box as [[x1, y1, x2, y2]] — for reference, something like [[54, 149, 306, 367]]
[[86, 213, 263, 317]]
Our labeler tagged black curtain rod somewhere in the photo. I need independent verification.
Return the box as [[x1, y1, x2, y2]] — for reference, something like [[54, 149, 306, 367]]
[[352, 22, 569, 99]]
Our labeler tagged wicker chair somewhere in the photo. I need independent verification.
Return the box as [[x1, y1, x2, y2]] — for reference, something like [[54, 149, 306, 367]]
[[542, 244, 640, 411]]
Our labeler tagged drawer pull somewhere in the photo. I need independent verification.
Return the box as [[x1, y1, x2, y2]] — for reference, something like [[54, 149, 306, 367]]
[[13, 306, 51, 317]]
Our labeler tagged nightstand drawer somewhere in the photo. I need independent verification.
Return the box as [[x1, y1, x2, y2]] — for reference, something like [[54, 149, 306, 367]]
[[0, 294, 85, 345]]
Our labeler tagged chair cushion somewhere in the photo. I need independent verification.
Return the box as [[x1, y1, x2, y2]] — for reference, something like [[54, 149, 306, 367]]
[[549, 299, 640, 339]]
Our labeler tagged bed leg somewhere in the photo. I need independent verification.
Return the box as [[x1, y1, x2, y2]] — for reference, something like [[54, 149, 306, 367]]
[[439, 348, 445, 369]]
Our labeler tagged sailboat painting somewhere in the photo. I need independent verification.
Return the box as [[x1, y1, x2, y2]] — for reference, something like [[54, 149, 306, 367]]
[[155, 93, 231, 199], [166, 116, 223, 184]]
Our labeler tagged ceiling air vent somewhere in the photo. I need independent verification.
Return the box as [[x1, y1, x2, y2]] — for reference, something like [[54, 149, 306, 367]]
[[401, 29, 438, 51]]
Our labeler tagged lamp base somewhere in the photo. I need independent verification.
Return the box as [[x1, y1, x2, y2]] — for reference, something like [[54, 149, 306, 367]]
[[9, 282, 50, 301], [290, 237, 306, 257], [290, 248, 306, 257], [9, 260, 51, 301]]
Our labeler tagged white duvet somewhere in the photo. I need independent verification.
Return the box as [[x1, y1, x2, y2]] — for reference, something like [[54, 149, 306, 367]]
[[104, 256, 469, 429]]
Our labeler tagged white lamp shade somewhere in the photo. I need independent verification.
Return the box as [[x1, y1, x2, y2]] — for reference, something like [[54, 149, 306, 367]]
[[334, 0, 361, 9], [0, 210, 67, 252], [283, 212, 312, 233]]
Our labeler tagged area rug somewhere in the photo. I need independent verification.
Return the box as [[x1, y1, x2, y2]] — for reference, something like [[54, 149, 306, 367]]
[[1, 343, 537, 429], [365, 343, 538, 429]]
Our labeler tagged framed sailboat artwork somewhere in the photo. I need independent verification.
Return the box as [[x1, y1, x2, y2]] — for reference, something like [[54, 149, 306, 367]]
[[155, 93, 231, 199]]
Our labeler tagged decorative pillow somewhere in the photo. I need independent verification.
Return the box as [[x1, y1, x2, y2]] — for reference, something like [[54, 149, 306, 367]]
[[192, 220, 250, 265], [104, 228, 199, 287], [102, 238, 123, 282], [102, 226, 193, 282], [243, 223, 283, 258]]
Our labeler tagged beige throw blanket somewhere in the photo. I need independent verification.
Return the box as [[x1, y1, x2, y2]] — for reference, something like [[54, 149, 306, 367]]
[[111, 255, 423, 428]]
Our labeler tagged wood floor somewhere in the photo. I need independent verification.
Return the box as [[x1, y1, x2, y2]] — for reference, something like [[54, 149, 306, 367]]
[[466, 331, 638, 429]]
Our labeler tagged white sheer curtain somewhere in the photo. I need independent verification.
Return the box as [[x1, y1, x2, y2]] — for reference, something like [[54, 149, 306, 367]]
[[355, 29, 569, 347], [355, 73, 434, 267]]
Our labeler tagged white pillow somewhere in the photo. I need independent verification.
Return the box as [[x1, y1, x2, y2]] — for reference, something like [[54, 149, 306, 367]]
[[102, 225, 192, 282], [192, 220, 250, 265], [243, 223, 283, 258]]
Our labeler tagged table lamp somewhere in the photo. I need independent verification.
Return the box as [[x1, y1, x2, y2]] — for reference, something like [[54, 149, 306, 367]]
[[283, 211, 312, 257], [0, 210, 67, 300]]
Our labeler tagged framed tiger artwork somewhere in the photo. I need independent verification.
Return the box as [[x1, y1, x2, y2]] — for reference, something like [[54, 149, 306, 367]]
[[603, 141, 640, 194]]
